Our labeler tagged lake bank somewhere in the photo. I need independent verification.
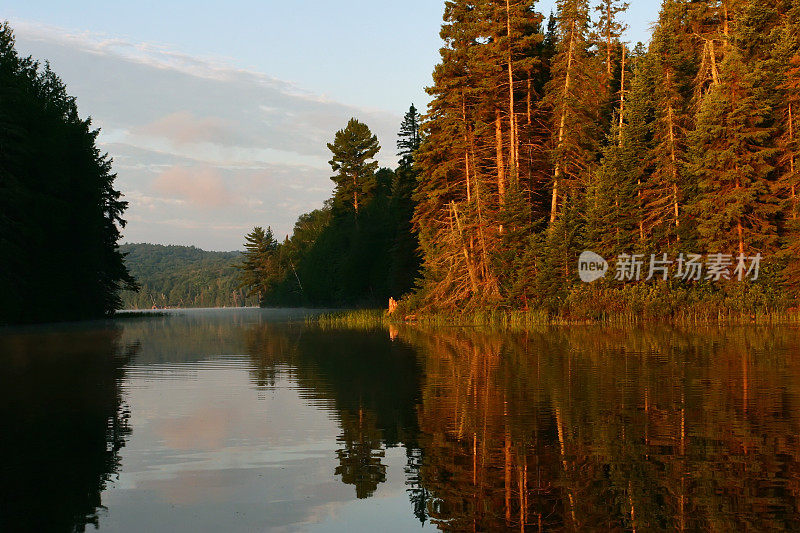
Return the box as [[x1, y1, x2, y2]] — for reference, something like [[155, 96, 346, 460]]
[[314, 306, 800, 331]]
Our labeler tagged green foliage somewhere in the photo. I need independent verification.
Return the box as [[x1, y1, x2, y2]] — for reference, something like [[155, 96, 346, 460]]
[[403, 0, 800, 318], [267, 191, 396, 307], [237, 226, 281, 302], [327, 118, 381, 215], [240, 114, 422, 308], [0, 22, 135, 324], [397, 104, 422, 166], [688, 46, 780, 255], [119, 243, 255, 309], [240, 0, 800, 318]]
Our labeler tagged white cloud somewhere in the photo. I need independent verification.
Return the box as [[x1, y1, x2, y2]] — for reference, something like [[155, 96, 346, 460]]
[[152, 166, 238, 208], [10, 20, 402, 250]]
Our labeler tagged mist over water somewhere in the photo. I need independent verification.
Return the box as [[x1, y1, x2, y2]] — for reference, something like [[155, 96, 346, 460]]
[[2, 309, 799, 531]]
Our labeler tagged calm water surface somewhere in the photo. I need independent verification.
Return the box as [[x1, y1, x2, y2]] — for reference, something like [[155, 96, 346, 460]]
[[1, 309, 799, 531]]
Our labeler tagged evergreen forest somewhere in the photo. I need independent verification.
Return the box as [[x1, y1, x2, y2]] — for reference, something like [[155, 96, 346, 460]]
[[238, 0, 800, 319], [0, 23, 135, 324]]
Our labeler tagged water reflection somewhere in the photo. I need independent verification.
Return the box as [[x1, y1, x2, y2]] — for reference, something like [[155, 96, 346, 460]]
[[0, 326, 137, 531], [245, 326, 424, 502], [401, 326, 800, 531], [243, 321, 800, 530], [2, 312, 799, 531]]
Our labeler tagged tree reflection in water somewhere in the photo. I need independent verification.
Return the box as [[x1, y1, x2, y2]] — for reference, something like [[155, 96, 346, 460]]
[[245, 325, 424, 503], [0, 326, 138, 532], [2, 318, 798, 531], [246, 323, 800, 531]]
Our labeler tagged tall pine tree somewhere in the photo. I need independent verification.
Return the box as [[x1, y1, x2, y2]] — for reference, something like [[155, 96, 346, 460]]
[[689, 42, 780, 255], [542, 0, 601, 226], [327, 119, 381, 216]]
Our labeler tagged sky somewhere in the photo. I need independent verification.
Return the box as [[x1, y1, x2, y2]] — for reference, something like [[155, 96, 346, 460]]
[[6, 1, 662, 251]]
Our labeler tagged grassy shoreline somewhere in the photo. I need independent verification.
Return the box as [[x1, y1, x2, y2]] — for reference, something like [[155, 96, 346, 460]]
[[312, 307, 800, 330]]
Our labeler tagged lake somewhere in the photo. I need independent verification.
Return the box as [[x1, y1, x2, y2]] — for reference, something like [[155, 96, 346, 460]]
[[1, 309, 799, 531]]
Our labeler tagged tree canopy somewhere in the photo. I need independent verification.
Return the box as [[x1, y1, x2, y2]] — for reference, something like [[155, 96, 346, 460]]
[[0, 22, 135, 324]]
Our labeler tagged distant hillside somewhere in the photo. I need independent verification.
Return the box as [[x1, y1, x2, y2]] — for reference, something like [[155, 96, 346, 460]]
[[119, 243, 257, 309]]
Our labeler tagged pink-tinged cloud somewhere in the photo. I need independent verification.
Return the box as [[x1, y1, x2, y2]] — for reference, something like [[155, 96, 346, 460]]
[[135, 111, 247, 147], [152, 166, 236, 208]]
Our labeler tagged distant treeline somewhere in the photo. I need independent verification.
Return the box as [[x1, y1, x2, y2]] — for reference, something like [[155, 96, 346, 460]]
[[240, 1, 800, 318], [0, 23, 134, 324], [120, 243, 255, 309]]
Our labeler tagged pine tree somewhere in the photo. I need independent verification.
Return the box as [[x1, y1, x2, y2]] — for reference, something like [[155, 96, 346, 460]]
[[532, 191, 585, 310], [327, 118, 381, 216], [542, 0, 601, 226], [640, 0, 693, 248], [237, 226, 279, 303], [397, 104, 422, 167], [413, 0, 547, 310], [494, 183, 533, 301], [390, 106, 422, 296], [586, 61, 648, 259], [414, 0, 499, 309], [781, 55, 800, 220], [483, 0, 545, 194], [689, 44, 780, 255], [593, 0, 629, 135], [594, 0, 628, 85], [776, 1, 800, 296], [687, 0, 727, 99], [0, 22, 136, 324]]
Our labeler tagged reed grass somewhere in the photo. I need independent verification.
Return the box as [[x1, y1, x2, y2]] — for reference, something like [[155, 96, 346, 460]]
[[113, 310, 168, 318], [309, 306, 800, 331], [310, 309, 388, 330]]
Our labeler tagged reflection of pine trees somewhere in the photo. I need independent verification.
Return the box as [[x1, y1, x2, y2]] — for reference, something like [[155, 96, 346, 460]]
[[245, 321, 299, 388], [335, 408, 387, 499], [398, 325, 800, 531], [245, 324, 425, 505], [246, 325, 423, 446], [405, 447, 430, 524], [243, 320, 800, 529], [0, 328, 137, 531]]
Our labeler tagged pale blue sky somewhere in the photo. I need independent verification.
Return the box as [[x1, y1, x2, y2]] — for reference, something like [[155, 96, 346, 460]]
[[7, 1, 661, 250]]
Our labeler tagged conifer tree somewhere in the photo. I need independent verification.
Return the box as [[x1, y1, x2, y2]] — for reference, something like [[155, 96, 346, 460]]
[[327, 118, 381, 216], [414, 0, 498, 308], [413, 0, 549, 309], [775, 2, 800, 295], [237, 226, 279, 302], [397, 104, 422, 167], [0, 22, 136, 324], [593, 0, 629, 136], [687, 0, 727, 98], [542, 0, 601, 226], [390, 105, 422, 296], [641, 0, 693, 247], [594, 0, 628, 85], [586, 55, 650, 258], [483, 0, 545, 192], [532, 192, 585, 310], [689, 45, 780, 255], [781, 54, 800, 223]]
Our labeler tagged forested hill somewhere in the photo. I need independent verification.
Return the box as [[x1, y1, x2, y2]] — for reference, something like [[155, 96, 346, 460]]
[[120, 243, 255, 309]]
